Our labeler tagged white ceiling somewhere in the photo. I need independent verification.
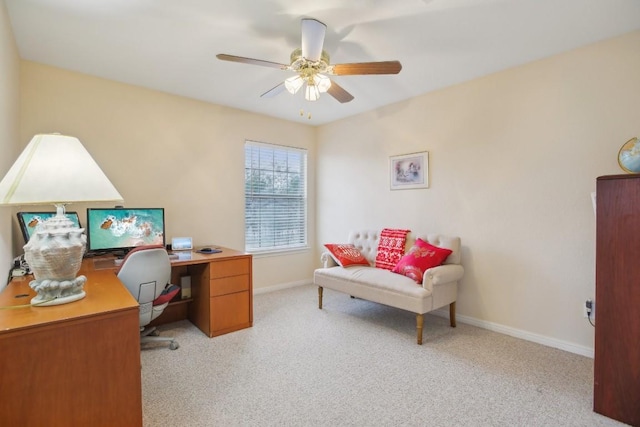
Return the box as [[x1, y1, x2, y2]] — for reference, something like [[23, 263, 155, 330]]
[[5, 0, 640, 125]]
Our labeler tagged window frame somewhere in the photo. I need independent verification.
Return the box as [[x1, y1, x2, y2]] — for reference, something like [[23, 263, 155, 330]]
[[244, 140, 308, 254]]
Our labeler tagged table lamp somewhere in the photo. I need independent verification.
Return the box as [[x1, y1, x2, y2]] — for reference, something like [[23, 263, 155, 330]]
[[0, 133, 123, 306]]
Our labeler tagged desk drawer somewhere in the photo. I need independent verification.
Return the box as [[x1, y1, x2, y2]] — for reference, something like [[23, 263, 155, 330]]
[[211, 274, 249, 296], [211, 291, 250, 334], [210, 258, 250, 279]]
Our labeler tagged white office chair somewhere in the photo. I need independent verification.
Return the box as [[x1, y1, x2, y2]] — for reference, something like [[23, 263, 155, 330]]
[[117, 245, 180, 350]]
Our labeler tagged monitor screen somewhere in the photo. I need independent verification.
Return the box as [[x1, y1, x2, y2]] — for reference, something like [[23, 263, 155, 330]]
[[86, 207, 165, 253], [17, 211, 82, 243]]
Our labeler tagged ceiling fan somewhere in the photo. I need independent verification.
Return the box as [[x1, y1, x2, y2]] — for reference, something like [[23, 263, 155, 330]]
[[216, 18, 402, 104]]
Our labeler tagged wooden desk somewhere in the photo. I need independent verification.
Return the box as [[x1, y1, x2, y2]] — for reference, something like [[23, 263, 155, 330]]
[[84, 247, 253, 338], [0, 270, 142, 427]]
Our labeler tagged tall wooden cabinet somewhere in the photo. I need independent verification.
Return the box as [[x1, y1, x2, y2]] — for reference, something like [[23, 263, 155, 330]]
[[594, 174, 640, 426]]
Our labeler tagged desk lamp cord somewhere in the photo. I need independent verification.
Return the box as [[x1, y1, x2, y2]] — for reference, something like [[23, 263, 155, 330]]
[[0, 297, 58, 310]]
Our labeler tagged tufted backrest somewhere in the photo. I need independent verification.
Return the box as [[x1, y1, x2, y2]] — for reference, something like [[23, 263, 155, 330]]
[[348, 230, 381, 264], [411, 234, 461, 265], [347, 230, 461, 266]]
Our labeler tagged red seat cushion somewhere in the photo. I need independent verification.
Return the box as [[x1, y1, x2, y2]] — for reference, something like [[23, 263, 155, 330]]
[[152, 284, 180, 306]]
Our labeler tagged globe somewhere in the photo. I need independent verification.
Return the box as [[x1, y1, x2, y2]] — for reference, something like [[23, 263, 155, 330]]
[[618, 137, 640, 174]]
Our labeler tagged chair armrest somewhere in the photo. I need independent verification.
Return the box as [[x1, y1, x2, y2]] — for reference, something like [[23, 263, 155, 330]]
[[320, 252, 339, 268], [422, 264, 464, 292]]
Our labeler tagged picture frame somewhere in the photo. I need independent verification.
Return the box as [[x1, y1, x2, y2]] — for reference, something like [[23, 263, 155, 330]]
[[390, 151, 429, 190]]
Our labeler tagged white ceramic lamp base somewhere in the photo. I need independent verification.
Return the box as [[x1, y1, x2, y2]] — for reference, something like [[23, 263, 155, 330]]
[[24, 206, 87, 307], [30, 276, 87, 306]]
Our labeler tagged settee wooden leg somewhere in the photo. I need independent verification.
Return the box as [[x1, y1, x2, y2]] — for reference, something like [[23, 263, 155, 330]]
[[318, 286, 323, 309], [450, 301, 457, 327], [416, 313, 424, 345]]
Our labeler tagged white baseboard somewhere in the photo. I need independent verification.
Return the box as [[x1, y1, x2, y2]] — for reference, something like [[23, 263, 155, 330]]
[[432, 308, 594, 358], [255, 282, 595, 358]]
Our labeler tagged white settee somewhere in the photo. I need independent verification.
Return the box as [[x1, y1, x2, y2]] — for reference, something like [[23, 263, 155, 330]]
[[313, 230, 464, 344]]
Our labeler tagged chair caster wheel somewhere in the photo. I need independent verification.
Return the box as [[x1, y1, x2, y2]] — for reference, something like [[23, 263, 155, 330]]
[[169, 342, 179, 350]]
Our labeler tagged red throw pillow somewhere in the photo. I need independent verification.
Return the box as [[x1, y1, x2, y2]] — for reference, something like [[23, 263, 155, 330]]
[[375, 228, 410, 270], [324, 244, 370, 267], [392, 239, 452, 284]]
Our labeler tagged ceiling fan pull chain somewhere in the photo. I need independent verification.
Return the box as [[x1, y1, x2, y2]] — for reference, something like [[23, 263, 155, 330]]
[[299, 109, 312, 120]]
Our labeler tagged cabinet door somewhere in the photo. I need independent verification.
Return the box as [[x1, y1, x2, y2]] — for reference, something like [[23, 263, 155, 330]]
[[210, 291, 251, 335], [594, 175, 640, 426], [0, 308, 142, 426]]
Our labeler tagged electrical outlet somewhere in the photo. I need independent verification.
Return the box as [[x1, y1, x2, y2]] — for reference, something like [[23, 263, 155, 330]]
[[583, 299, 596, 319], [583, 301, 590, 318]]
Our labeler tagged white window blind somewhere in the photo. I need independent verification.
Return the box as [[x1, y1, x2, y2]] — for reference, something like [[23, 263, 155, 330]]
[[244, 141, 307, 252]]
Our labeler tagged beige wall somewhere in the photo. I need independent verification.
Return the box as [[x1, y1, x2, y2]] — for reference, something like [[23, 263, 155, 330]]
[[18, 62, 317, 290], [6, 5, 640, 355], [316, 30, 640, 355], [0, 0, 20, 289]]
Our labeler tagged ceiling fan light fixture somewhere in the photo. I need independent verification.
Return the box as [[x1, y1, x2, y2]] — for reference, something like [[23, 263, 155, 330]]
[[217, 18, 401, 105], [285, 75, 303, 94], [314, 74, 331, 93], [305, 83, 320, 101]]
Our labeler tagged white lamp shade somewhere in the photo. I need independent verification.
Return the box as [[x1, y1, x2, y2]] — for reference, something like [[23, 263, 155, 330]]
[[285, 75, 304, 94], [305, 84, 320, 101], [0, 133, 123, 205], [314, 74, 332, 93]]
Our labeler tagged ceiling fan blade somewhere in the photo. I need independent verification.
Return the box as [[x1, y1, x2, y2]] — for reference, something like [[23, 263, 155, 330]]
[[330, 61, 402, 75], [261, 82, 287, 98], [327, 81, 354, 103], [301, 18, 326, 61], [216, 54, 289, 70]]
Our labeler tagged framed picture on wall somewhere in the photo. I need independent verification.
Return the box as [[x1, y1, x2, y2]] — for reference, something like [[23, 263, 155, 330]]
[[390, 151, 429, 190]]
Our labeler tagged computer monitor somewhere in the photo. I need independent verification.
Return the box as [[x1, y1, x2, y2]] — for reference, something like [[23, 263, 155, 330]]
[[86, 207, 165, 254], [17, 211, 82, 243]]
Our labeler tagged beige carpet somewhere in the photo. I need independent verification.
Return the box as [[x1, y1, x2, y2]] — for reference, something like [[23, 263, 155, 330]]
[[141, 285, 625, 427]]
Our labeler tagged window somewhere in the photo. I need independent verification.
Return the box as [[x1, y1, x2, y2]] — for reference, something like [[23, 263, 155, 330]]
[[244, 141, 307, 253]]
